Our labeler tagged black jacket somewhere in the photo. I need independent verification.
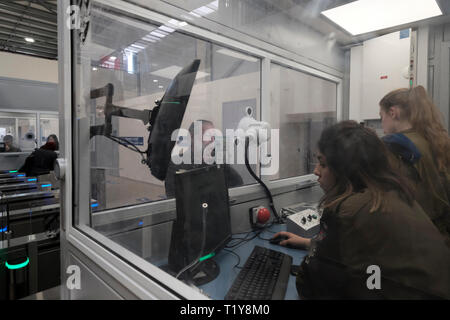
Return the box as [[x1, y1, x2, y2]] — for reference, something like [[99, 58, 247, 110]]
[[19, 148, 57, 176], [296, 189, 450, 299]]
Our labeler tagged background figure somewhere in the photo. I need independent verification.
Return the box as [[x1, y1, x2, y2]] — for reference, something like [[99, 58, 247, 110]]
[[164, 120, 242, 197], [19, 138, 57, 176], [3, 134, 21, 152], [379, 85, 450, 246], [46, 134, 59, 151]]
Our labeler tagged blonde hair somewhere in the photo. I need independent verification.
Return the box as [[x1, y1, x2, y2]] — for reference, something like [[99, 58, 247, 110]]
[[379, 86, 450, 172]]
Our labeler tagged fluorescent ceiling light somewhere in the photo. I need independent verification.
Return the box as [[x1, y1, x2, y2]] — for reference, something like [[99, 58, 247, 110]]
[[321, 0, 442, 36], [151, 65, 209, 80], [216, 48, 258, 62], [143, 34, 160, 42], [167, 19, 180, 26], [125, 47, 140, 53], [150, 30, 168, 38], [131, 43, 145, 49], [193, 6, 215, 16], [24, 37, 35, 43], [159, 25, 175, 33]]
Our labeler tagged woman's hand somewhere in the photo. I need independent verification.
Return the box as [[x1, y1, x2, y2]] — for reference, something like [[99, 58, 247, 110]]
[[271, 231, 311, 249]]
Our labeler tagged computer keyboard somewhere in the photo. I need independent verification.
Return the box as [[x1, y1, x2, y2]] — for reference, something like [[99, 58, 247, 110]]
[[225, 245, 292, 300]]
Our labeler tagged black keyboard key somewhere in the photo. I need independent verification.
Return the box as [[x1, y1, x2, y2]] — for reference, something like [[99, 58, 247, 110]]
[[225, 246, 293, 300]]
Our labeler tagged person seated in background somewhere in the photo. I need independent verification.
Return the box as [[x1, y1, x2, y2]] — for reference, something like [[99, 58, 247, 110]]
[[46, 134, 59, 151], [273, 121, 450, 299], [19, 138, 58, 176], [378, 86, 450, 246], [3, 135, 21, 152], [165, 120, 243, 197]]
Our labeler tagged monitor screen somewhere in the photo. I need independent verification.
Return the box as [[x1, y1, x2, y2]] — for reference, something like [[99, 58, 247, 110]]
[[147, 59, 200, 181], [168, 164, 232, 284]]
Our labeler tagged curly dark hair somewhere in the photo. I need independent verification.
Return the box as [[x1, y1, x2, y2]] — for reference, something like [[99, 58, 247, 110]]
[[318, 120, 414, 212]]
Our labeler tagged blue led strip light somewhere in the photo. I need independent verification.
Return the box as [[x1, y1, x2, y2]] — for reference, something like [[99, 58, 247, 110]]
[[41, 184, 52, 188]]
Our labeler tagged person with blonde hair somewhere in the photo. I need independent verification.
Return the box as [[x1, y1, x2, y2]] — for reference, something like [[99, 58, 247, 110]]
[[379, 85, 450, 246]]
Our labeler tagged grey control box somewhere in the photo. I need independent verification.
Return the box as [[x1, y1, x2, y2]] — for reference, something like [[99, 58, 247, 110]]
[[281, 203, 320, 238]]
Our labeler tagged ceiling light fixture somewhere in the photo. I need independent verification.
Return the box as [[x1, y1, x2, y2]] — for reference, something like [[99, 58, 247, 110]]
[[24, 37, 35, 43], [321, 0, 442, 36]]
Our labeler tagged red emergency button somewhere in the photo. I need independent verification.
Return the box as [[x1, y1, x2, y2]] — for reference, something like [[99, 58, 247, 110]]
[[257, 207, 270, 224]]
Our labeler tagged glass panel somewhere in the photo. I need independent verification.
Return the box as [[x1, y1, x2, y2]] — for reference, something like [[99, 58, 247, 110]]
[[0, 112, 38, 152], [39, 114, 59, 149], [17, 117, 37, 151], [72, 3, 260, 215], [269, 63, 337, 180], [155, 0, 343, 69], [72, 3, 262, 295], [0, 117, 17, 151]]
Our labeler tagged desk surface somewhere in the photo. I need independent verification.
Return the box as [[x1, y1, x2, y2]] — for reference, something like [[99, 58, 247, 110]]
[[198, 223, 308, 300]]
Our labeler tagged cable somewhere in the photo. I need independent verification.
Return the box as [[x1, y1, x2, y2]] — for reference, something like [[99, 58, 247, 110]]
[[110, 135, 146, 155], [226, 228, 265, 249], [222, 249, 242, 269], [104, 135, 147, 164], [244, 137, 282, 223]]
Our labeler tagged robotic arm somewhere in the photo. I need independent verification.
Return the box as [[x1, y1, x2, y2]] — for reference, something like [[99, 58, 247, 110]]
[[89, 83, 156, 138]]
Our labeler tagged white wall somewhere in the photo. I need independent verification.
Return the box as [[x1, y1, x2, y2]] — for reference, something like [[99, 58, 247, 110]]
[[349, 31, 410, 122], [349, 45, 363, 123], [416, 26, 429, 89], [0, 52, 58, 83]]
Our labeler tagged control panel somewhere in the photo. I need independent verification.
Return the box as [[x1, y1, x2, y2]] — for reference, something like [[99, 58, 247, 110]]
[[281, 203, 320, 238]]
